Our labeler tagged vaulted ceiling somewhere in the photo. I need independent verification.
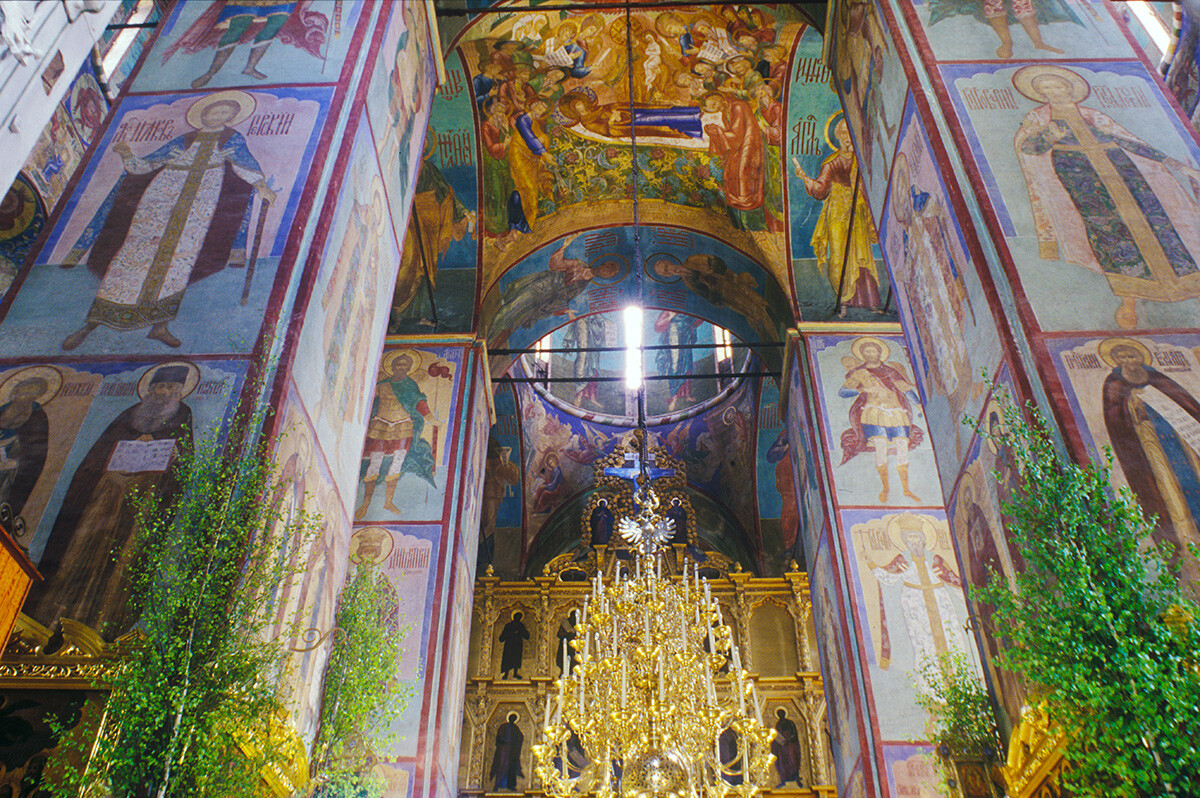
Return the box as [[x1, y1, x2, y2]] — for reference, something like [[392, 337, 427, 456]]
[[408, 1, 889, 577]]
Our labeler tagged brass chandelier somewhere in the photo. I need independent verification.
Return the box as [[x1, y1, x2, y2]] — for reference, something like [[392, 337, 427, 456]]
[[533, 489, 777, 797]]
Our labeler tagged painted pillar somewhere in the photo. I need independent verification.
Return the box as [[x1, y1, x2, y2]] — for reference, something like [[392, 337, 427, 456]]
[[828, 0, 1200, 744], [349, 335, 491, 797], [0, 0, 445, 762], [786, 323, 984, 797]]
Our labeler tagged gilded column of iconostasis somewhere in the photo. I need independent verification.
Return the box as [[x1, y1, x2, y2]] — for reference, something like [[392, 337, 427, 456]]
[[826, 0, 1200, 792], [0, 0, 448, 784]]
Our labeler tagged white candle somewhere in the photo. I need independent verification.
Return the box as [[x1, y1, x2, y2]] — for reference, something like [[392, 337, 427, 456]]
[[732, 644, 741, 671], [561, 637, 569, 675], [544, 694, 551, 729], [583, 627, 590, 661], [683, 561, 689, 602], [658, 648, 665, 702], [644, 607, 651, 643], [581, 597, 589, 631], [578, 669, 584, 714]]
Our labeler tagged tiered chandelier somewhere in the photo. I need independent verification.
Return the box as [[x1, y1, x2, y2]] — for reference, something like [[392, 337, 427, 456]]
[[533, 489, 777, 797]]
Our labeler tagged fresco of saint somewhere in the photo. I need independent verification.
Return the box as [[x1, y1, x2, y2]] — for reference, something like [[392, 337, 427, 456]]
[[857, 514, 968, 683], [1013, 65, 1200, 329], [1099, 337, 1200, 576], [890, 151, 981, 449], [0, 367, 59, 517], [928, 0, 1073, 58], [794, 115, 881, 313], [163, 1, 335, 89], [838, 337, 923, 504], [58, 91, 276, 351], [25, 362, 198, 636], [356, 350, 449, 519]]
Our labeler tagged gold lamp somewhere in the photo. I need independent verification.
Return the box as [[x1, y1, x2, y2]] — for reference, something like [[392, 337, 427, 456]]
[[533, 488, 777, 797]]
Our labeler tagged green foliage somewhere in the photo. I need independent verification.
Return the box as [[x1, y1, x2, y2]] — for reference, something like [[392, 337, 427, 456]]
[[978, 397, 1200, 797], [310, 563, 409, 796], [915, 652, 1000, 758], [52, 413, 321, 798]]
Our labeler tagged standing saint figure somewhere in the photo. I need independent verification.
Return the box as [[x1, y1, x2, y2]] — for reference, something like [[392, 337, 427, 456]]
[[928, 0, 1073, 58], [890, 152, 981, 451], [162, 1, 334, 89], [60, 91, 276, 351], [1013, 65, 1200, 329], [25, 362, 197, 636], [1099, 337, 1200, 581], [770, 708, 803, 787], [357, 351, 445, 519], [838, 337, 923, 503], [794, 115, 881, 313], [863, 515, 968, 683], [491, 712, 525, 791], [701, 92, 765, 231], [497, 610, 530, 679], [0, 367, 58, 516]]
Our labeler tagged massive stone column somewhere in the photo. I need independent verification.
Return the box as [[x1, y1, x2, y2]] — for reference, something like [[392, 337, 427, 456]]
[[0, 0, 446, 769], [825, 0, 1200, 774], [786, 323, 980, 797], [349, 336, 491, 797]]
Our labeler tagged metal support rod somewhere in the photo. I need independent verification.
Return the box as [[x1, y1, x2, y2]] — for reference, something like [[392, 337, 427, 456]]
[[488, 342, 783, 356], [495, 372, 780, 384]]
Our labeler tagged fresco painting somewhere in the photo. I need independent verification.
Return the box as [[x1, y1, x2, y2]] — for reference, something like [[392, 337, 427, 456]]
[[1, 87, 331, 357], [293, 111, 398, 517], [133, 0, 366, 93], [942, 62, 1200, 332], [808, 333, 939, 508], [350, 523, 438, 763], [784, 338, 830, 568], [910, 0, 1130, 63], [828, 0, 906, 217], [354, 345, 464, 525], [461, 5, 807, 290], [367, 0, 439, 246], [948, 377, 1028, 731], [757, 380, 796, 564], [482, 227, 791, 372], [480, 384, 523, 577], [882, 98, 997, 486], [809, 531, 866, 798], [392, 54, 479, 336], [0, 174, 46, 303], [7, 358, 247, 639], [270, 384, 353, 743], [841, 508, 973, 739], [1049, 333, 1200, 584], [23, 65, 108, 211], [883, 744, 940, 798]]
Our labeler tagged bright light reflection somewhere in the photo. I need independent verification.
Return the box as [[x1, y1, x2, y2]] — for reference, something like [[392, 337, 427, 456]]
[[1128, 0, 1170, 53], [624, 305, 643, 390]]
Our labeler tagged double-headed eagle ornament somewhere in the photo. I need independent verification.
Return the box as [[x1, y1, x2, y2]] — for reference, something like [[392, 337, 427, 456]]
[[616, 489, 674, 556]]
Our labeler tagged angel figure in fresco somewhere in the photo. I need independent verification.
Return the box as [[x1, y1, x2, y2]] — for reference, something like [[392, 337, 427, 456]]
[[162, 1, 336, 89], [321, 172, 385, 440], [0, 367, 57, 518], [1099, 337, 1200, 582], [357, 350, 448, 519], [890, 152, 982, 451], [1013, 65, 1200, 329], [838, 336, 923, 503], [793, 114, 882, 313], [855, 514, 968, 687], [59, 91, 276, 351], [927, 0, 1074, 59]]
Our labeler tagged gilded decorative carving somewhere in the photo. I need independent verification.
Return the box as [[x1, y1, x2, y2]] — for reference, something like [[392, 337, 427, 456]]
[[1001, 703, 1067, 798]]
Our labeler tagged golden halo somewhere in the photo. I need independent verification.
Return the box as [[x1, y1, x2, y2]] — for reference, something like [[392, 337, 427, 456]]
[[885, 513, 938, 553], [381, 348, 423, 376], [186, 90, 256, 130], [0, 365, 63, 406], [850, 335, 890, 363], [1097, 337, 1152, 368], [824, 110, 846, 151], [349, 526, 394, 566], [1011, 64, 1090, 104], [137, 360, 201, 400], [0, 178, 39, 243]]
